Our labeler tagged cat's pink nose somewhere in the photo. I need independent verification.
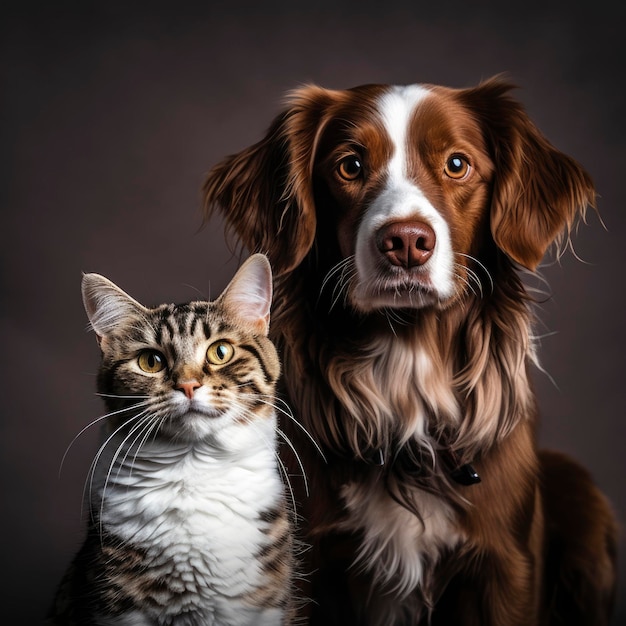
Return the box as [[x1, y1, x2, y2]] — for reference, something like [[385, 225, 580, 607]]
[[175, 381, 201, 399]]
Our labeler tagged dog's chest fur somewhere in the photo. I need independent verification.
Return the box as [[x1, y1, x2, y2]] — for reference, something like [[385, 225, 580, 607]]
[[340, 477, 463, 599], [328, 331, 466, 597]]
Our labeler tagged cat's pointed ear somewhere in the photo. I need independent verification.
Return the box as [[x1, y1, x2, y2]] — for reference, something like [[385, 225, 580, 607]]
[[218, 254, 273, 336], [81, 273, 147, 345]]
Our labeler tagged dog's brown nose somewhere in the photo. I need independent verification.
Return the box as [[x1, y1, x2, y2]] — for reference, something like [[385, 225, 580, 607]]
[[376, 221, 436, 268]]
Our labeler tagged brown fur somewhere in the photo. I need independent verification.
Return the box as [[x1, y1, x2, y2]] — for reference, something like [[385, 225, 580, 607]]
[[203, 76, 618, 625]]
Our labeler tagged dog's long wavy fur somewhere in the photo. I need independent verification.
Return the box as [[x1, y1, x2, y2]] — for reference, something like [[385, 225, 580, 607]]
[[202, 76, 618, 625]]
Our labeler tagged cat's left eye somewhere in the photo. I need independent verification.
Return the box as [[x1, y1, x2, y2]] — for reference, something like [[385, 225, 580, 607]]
[[207, 341, 235, 365], [137, 350, 166, 373]]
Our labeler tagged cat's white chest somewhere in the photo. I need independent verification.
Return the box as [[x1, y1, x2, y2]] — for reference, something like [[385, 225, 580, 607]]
[[94, 426, 284, 624]]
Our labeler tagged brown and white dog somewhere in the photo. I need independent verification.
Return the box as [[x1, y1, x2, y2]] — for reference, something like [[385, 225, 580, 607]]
[[203, 76, 618, 625]]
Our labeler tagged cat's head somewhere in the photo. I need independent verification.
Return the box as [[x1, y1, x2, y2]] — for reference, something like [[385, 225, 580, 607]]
[[81, 254, 279, 443]]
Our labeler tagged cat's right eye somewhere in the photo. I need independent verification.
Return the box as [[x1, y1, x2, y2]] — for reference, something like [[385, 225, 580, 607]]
[[137, 350, 166, 373], [206, 341, 235, 365]]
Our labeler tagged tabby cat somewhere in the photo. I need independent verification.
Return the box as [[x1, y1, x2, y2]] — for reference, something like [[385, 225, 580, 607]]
[[49, 254, 297, 626]]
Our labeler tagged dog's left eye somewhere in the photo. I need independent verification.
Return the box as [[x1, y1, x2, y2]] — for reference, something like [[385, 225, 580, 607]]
[[444, 155, 471, 179], [337, 156, 363, 181]]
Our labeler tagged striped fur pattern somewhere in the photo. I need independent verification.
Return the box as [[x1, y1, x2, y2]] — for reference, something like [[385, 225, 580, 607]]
[[49, 254, 298, 626]]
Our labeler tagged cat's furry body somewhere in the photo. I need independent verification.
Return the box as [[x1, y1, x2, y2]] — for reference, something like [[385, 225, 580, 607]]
[[50, 255, 296, 626], [56, 429, 288, 626]]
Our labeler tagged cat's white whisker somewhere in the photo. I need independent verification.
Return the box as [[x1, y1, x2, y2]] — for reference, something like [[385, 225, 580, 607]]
[[235, 390, 322, 498], [95, 392, 151, 400], [83, 412, 150, 526], [59, 402, 150, 478], [272, 446, 298, 522], [275, 426, 309, 497], [99, 415, 156, 539], [83, 416, 130, 520], [114, 412, 163, 488], [254, 393, 327, 463], [235, 409, 299, 520]]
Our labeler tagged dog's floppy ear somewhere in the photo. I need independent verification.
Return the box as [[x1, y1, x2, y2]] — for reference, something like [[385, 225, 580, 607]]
[[460, 77, 596, 270], [203, 86, 336, 276]]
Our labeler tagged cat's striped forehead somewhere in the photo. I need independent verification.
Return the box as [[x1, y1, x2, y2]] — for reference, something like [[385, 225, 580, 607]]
[[135, 301, 240, 342], [103, 301, 248, 361], [149, 302, 216, 345], [100, 296, 280, 387]]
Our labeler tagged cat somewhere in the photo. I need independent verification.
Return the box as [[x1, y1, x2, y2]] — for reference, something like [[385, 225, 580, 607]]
[[49, 254, 299, 626]]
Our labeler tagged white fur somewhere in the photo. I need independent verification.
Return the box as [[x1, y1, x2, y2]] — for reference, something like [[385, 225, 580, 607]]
[[341, 479, 463, 599], [352, 86, 456, 310], [92, 415, 285, 626]]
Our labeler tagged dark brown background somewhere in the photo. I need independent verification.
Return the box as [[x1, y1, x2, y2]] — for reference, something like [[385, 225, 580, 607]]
[[2, 2, 624, 623]]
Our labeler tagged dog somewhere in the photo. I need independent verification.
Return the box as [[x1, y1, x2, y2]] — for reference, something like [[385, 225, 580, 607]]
[[202, 76, 618, 625]]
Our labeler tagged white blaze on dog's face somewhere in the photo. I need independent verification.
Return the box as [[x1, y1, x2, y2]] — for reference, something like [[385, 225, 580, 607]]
[[318, 84, 495, 313]]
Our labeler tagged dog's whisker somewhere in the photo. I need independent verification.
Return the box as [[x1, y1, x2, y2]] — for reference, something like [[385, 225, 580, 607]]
[[456, 253, 494, 295], [464, 266, 484, 297], [452, 266, 478, 298], [326, 260, 357, 313], [319, 257, 354, 297]]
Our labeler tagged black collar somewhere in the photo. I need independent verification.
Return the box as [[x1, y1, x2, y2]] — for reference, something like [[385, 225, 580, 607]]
[[361, 445, 481, 487]]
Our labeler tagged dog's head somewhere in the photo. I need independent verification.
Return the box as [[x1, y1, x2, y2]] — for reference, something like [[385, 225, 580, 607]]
[[204, 77, 595, 313]]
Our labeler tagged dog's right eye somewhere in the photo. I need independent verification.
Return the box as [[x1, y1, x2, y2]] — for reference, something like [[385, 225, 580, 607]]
[[337, 156, 363, 181], [444, 155, 471, 180]]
